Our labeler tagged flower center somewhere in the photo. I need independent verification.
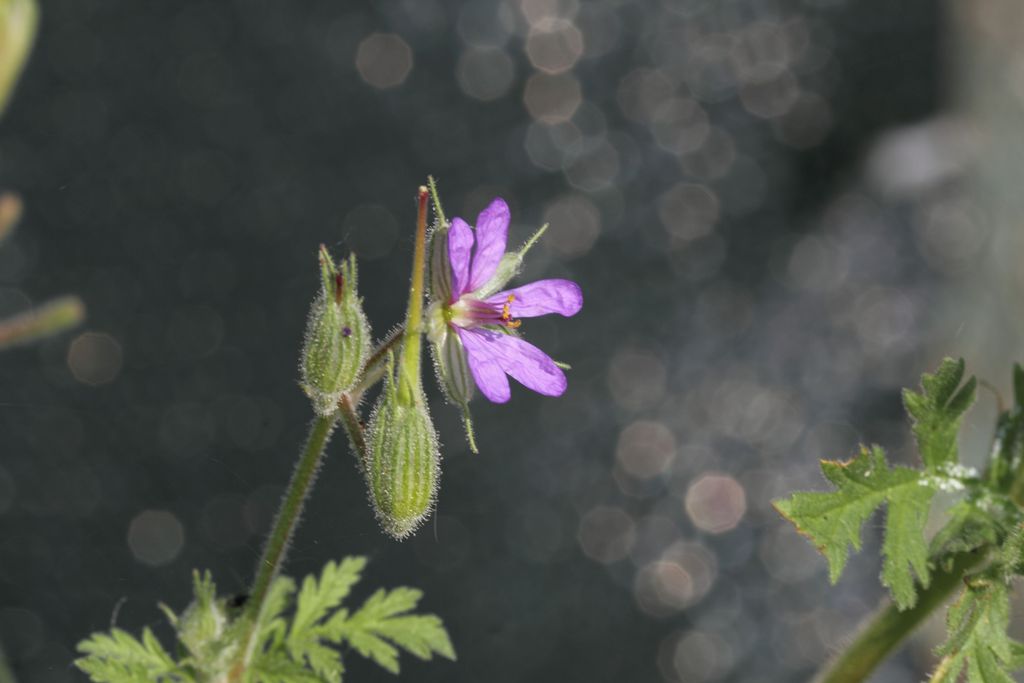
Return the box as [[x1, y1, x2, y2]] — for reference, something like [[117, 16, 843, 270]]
[[447, 294, 522, 331]]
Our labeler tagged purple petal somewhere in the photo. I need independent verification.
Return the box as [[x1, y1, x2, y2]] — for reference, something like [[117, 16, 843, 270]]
[[487, 279, 583, 319], [468, 198, 510, 292], [456, 327, 511, 403], [461, 327, 567, 398], [447, 218, 474, 299]]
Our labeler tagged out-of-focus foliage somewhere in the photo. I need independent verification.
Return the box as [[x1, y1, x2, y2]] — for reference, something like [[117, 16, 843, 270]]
[[0, 0, 35, 115], [0, 0, 83, 350]]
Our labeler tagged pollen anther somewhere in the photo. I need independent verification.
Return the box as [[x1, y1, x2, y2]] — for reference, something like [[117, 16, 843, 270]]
[[500, 294, 521, 328]]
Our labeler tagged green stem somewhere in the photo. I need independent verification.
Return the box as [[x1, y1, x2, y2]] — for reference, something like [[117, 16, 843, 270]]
[[247, 414, 336, 615], [813, 551, 985, 683], [337, 393, 368, 471], [351, 326, 403, 400], [229, 414, 337, 680], [397, 186, 428, 405]]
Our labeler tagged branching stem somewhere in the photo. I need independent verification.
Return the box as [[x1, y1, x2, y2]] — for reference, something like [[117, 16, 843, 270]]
[[813, 553, 985, 683]]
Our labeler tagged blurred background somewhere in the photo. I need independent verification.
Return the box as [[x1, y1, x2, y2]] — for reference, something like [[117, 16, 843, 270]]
[[0, 0, 1017, 681]]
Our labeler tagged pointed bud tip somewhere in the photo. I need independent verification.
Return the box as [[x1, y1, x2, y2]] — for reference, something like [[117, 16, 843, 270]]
[[334, 272, 344, 304]]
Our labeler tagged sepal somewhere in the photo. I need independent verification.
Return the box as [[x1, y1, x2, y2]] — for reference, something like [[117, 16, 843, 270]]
[[300, 248, 371, 415]]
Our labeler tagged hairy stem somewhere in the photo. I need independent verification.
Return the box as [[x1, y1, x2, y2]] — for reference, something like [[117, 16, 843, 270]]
[[397, 186, 428, 405], [351, 326, 403, 400], [337, 393, 368, 471], [813, 551, 985, 683], [229, 414, 337, 680]]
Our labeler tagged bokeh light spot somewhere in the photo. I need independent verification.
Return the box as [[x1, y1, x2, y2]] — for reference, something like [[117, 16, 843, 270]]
[[523, 72, 582, 124], [577, 505, 635, 563], [685, 473, 747, 534], [659, 183, 719, 242], [457, 47, 515, 102], [127, 509, 185, 567], [616, 420, 676, 479], [543, 193, 601, 258], [355, 33, 413, 89], [67, 332, 123, 386], [608, 348, 667, 412], [526, 19, 584, 75]]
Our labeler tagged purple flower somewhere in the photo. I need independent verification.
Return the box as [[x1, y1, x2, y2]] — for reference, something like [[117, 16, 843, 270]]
[[427, 198, 582, 407]]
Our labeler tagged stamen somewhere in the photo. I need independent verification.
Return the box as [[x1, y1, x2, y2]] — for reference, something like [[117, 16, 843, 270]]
[[500, 294, 521, 329]]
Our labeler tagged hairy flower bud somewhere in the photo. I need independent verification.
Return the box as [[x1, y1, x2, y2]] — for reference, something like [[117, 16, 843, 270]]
[[301, 248, 370, 415], [365, 358, 440, 539], [173, 571, 237, 671]]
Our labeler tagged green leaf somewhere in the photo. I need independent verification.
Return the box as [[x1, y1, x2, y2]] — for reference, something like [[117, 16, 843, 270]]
[[929, 500, 1002, 566], [903, 358, 976, 469], [332, 586, 456, 674], [283, 558, 365, 683], [774, 445, 936, 609], [257, 576, 296, 652], [930, 576, 1020, 683], [250, 652, 325, 683], [75, 627, 184, 683]]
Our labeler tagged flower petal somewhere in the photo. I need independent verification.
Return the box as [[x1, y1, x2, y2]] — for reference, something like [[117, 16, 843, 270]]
[[447, 217, 474, 300], [461, 327, 567, 398], [492, 332, 567, 397], [487, 279, 583, 318], [456, 327, 511, 403], [468, 198, 510, 292]]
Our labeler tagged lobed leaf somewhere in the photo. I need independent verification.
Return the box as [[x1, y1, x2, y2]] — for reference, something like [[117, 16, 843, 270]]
[[75, 627, 183, 683], [903, 357, 976, 469], [285, 557, 365, 681], [774, 445, 936, 609], [332, 586, 456, 674], [931, 576, 1020, 683]]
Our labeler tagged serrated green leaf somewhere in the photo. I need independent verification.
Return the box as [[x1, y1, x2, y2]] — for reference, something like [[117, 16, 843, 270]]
[[930, 577, 1020, 683], [903, 358, 976, 469], [284, 558, 365, 680], [774, 445, 936, 609], [291, 558, 365, 640], [929, 500, 1002, 566], [75, 627, 183, 683], [332, 586, 455, 674], [256, 576, 296, 652], [250, 652, 325, 683]]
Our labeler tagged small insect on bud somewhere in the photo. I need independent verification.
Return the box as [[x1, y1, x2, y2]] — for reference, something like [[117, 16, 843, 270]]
[[300, 247, 371, 416], [365, 354, 440, 540]]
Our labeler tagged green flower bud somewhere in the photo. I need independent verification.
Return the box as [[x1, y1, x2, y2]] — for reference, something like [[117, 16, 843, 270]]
[[366, 354, 440, 540], [173, 570, 238, 672], [301, 248, 370, 415], [0, 0, 36, 116]]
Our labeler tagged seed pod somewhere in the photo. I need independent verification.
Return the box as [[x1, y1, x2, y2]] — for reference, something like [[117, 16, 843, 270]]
[[300, 248, 370, 415], [365, 356, 440, 540]]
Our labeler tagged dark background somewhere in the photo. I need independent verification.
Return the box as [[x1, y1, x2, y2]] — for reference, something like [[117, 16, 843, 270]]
[[0, 0, 971, 681]]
